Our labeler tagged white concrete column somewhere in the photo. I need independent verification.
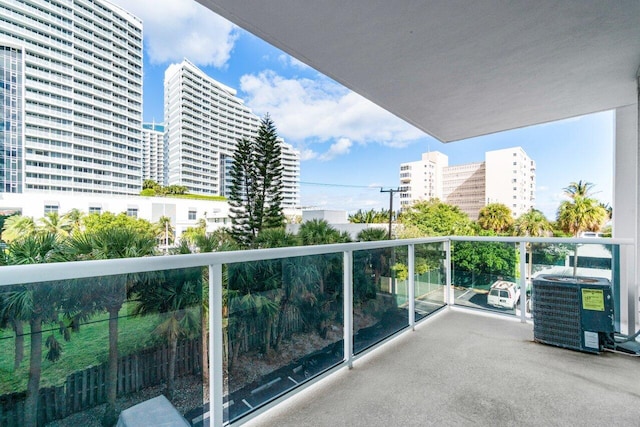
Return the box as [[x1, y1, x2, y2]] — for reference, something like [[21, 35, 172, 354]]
[[612, 86, 639, 333]]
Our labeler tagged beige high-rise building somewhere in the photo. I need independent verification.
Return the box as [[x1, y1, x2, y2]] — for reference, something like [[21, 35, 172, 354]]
[[442, 162, 486, 218], [399, 147, 535, 219]]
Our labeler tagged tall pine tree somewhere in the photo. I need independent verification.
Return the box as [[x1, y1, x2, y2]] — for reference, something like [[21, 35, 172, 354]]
[[229, 114, 285, 247], [228, 137, 255, 247]]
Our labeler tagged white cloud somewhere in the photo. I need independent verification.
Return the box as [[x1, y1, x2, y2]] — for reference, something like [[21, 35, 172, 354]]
[[299, 149, 318, 161], [239, 70, 425, 150], [318, 138, 352, 161], [110, 0, 237, 67]]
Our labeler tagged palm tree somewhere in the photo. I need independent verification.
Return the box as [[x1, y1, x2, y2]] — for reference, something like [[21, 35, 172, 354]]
[[349, 209, 389, 224], [0, 233, 73, 427], [64, 208, 84, 234], [564, 180, 596, 199], [478, 203, 514, 234], [131, 268, 202, 398], [2, 215, 36, 243], [37, 211, 72, 238], [254, 228, 300, 248], [356, 228, 388, 242], [60, 227, 157, 426], [156, 215, 175, 248], [557, 196, 607, 276], [513, 209, 552, 279], [298, 219, 351, 245]]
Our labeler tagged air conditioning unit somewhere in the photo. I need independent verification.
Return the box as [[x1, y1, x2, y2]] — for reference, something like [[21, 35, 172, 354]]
[[532, 275, 614, 353]]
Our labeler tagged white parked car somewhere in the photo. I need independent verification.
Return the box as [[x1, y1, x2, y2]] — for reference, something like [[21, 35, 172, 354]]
[[487, 280, 521, 309]]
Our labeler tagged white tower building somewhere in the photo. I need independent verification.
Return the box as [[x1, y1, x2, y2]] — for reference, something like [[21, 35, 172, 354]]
[[0, 0, 143, 195], [399, 151, 449, 207], [164, 60, 259, 196], [485, 147, 536, 218], [164, 60, 301, 211], [142, 123, 166, 185], [280, 141, 300, 209]]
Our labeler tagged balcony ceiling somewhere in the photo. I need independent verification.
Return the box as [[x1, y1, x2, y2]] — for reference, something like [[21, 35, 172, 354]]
[[196, 0, 640, 142]]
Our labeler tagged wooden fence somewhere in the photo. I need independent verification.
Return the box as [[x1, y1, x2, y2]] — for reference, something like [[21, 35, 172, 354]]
[[0, 339, 201, 427]]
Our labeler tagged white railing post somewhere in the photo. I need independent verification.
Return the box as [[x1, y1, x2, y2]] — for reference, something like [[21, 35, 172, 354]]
[[621, 244, 638, 334], [210, 264, 223, 427], [408, 244, 416, 329], [445, 240, 452, 307], [343, 251, 354, 368], [519, 242, 527, 323]]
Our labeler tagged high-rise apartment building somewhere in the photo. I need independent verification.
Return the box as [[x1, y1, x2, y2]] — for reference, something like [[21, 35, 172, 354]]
[[280, 141, 300, 209], [485, 147, 536, 218], [164, 59, 259, 196], [399, 151, 448, 207], [142, 123, 166, 185], [442, 162, 486, 217], [164, 59, 301, 209], [0, 0, 143, 195], [399, 147, 535, 218]]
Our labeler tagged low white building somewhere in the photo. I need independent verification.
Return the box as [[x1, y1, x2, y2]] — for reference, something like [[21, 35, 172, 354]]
[[0, 192, 302, 241], [0, 192, 231, 239]]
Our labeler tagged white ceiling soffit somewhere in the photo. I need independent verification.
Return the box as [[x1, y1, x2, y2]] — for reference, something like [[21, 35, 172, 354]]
[[196, 0, 640, 143]]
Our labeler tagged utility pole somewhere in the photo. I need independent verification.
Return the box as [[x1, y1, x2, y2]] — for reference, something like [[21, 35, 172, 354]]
[[380, 188, 400, 239]]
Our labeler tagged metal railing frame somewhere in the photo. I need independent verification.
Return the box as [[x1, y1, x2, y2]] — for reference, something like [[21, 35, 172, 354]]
[[0, 236, 634, 427]]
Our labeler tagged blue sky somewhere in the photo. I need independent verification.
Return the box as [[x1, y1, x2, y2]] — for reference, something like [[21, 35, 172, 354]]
[[113, 0, 613, 220]]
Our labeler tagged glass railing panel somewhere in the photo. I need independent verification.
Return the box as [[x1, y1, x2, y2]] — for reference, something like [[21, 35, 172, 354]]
[[529, 242, 616, 324], [414, 242, 447, 321], [352, 246, 409, 354], [451, 241, 521, 316], [224, 253, 344, 423], [0, 268, 204, 427]]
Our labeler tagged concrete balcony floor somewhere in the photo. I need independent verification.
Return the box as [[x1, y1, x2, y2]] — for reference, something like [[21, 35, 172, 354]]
[[243, 309, 640, 426]]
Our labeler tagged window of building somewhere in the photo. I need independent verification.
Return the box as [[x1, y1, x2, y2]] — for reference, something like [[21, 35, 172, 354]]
[[188, 210, 196, 220], [89, 206, 102, 214], [127, 208, 138, 218], [44, 204, 59, 215]]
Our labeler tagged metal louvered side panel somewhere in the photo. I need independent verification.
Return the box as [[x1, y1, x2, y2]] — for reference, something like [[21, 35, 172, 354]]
[[532, 281, 582, 351]]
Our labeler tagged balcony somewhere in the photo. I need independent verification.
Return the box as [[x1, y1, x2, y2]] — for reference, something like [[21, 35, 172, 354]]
[[0, 236, 637, 427], [244, 309, 640, 427]]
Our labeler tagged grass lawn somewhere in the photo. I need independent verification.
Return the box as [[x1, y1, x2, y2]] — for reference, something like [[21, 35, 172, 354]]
[[0, 302, 166, 395]]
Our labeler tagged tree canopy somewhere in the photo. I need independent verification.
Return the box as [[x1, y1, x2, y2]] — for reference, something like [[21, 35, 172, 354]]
[[556, 196, 607, 236], [399, 199, 474, 236], [477, 203, 514, 234]]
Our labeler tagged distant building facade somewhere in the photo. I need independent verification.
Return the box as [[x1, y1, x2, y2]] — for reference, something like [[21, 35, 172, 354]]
[[0, 192, 231, 239], [164, 59, 259, 196], [142, 123, 167, 185], [0, 0, 143, 195], [399, 147, 536, 218], [399, 152, 448, 207], [442, 162, 486, 217], [485, 147, 536, 218], [280, 141, 300, 209], [163, 59, 300, 210]]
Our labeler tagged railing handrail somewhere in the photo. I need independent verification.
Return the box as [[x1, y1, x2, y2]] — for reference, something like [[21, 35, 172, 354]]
[[0, 236, 631, 286], [449, 236, 633, 245]]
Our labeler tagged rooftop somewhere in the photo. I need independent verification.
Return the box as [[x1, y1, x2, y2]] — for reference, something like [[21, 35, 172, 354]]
[[245, 309, 640, 426]]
